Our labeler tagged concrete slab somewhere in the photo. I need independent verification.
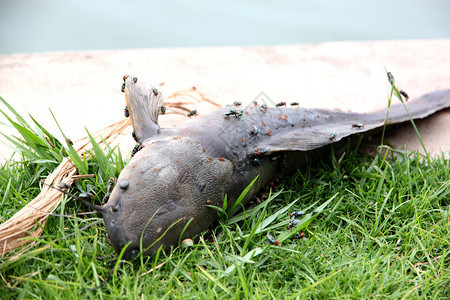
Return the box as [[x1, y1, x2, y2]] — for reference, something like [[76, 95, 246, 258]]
[[0, 40, 449, 162]]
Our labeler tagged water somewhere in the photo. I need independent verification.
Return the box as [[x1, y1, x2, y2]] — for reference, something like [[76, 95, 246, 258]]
[[0, 0, 449, 54]]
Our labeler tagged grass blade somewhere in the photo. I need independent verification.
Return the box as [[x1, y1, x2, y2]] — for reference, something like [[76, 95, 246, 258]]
[[227, 175, 259, 218]]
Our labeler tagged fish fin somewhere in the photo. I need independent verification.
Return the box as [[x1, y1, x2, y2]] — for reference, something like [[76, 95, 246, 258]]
[[124, 76, 164, 143], [250, 89, 450, 154]]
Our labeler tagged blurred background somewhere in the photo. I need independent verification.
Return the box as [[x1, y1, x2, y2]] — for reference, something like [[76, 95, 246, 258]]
[[1, 0, 449, 54]]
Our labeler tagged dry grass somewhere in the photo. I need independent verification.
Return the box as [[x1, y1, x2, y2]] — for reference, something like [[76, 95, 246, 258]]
[[0, 118, 130, 256]]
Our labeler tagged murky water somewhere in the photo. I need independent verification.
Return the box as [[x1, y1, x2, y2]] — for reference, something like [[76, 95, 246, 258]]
[[0, 0, 449, 54]]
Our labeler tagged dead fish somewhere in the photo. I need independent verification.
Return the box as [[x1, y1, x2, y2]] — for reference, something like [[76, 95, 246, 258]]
[[77, 76, 450, 260]]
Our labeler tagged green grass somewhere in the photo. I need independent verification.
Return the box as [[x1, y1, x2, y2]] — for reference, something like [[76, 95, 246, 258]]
[[0, 97, 449, 299]]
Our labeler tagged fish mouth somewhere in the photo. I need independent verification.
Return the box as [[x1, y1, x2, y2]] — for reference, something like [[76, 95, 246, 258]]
[[101, 204, 167, 260], [103, 206, 191, 259], [117, 245, 140, 261], [101, 208, 137, 260]]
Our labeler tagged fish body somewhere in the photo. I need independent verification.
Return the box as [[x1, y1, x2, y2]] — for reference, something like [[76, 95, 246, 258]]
[[98, 77, 450, 260]]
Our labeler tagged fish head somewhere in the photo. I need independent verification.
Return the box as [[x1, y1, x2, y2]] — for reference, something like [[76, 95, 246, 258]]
[[101, 137, 233, 260]]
